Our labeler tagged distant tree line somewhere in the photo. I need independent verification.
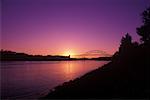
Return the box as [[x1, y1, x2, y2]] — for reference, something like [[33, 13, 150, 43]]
[[0, 50, 70, 61]]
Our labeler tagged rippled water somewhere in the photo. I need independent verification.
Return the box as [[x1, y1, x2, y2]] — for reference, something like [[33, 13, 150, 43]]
[[1, 61, 108, 99]]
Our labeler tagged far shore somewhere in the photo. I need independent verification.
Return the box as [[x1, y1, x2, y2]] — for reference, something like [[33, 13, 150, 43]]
[[0, 50, 112, 61], [0, 58, 111, 61]]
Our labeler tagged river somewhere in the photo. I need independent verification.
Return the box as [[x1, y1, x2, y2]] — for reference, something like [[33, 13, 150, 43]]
[[1, 61, 108, 99]]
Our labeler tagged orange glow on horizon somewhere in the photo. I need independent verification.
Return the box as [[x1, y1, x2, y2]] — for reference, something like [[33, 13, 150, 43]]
[[62, 50, 76, 57]]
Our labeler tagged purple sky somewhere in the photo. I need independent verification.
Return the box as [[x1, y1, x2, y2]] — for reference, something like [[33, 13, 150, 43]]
[[1, 0, 150, 55]]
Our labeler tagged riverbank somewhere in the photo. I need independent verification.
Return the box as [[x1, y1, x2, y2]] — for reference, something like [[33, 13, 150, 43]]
[[42, 45, 149, 99]]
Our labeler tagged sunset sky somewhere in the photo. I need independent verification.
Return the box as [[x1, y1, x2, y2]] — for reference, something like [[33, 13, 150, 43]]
[[1, 0, 150, 56]]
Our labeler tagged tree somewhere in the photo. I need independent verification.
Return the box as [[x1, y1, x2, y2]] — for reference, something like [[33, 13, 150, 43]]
[[121, 33, 132, 45], [119, 33, 132, 53], [136, 7, 150, 44]]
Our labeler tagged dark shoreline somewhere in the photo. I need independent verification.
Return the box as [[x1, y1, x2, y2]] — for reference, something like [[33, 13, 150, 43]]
[[42, 63, 149, 99]]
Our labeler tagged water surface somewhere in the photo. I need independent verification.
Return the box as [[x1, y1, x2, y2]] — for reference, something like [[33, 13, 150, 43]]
[[1, 61, 108, 99]]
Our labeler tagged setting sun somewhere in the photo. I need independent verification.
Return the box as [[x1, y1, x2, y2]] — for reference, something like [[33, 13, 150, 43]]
[[62, 50, 76, 57]]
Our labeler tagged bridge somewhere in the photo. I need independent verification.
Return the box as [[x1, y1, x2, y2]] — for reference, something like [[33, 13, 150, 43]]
[[73, 50, 112, 58]]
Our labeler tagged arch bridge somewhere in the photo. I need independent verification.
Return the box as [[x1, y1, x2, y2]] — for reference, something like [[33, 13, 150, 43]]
[[74, 50, 112, 58]]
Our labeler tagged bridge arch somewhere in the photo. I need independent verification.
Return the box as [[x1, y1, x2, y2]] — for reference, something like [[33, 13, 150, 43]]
[[74, 50, 111, 58]]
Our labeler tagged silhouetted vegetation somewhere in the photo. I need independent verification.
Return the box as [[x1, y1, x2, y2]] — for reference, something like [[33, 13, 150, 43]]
[[42, 7, 150, 99], [0, 50, 71, 61], [137, 7, 150, 44]]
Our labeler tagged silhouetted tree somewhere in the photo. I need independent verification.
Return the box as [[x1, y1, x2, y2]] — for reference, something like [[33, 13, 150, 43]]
[[137, 7, 150, 44], [119, 33, 132, 53], [121, 33, 132, 45]]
